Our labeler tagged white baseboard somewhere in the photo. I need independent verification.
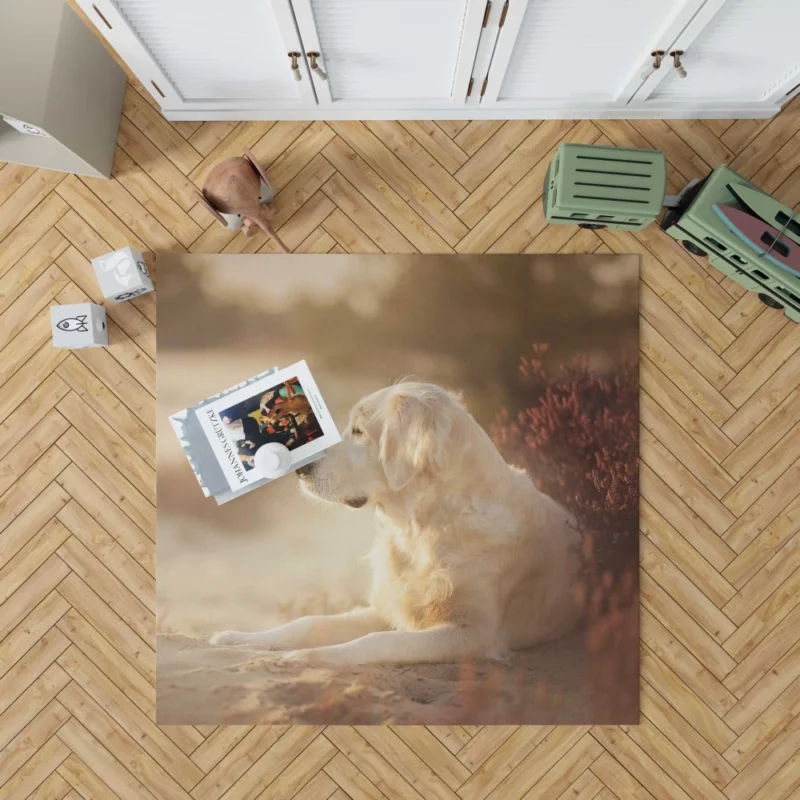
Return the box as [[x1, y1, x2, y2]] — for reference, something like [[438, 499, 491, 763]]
[[163, 104, 781, 122]]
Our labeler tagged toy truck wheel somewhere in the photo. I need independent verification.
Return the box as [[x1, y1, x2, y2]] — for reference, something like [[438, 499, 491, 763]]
[[682, 240, 707, 257], [578, 223, 606, 230], [758, 293, 784, 310]]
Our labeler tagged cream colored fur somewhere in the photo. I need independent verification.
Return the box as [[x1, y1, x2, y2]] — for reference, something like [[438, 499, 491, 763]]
[[210, 382, 582, 667]]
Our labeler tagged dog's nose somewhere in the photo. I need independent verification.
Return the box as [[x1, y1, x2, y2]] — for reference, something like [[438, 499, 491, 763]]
[[295, 462, 315, 477]]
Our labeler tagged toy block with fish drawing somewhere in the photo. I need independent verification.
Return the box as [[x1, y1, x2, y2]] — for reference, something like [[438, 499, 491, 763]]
[[50, 302, 107, 349]]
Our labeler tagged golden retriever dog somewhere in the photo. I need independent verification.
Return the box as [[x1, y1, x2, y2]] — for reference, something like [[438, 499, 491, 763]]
[[210, 382, 582, 667]]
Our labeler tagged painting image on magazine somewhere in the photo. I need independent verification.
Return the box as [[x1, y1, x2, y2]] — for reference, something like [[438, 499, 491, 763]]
[[194, 360, 340, 490]]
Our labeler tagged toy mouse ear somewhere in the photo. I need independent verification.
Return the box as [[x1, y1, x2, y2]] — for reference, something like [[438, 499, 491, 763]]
[[195, 190, 228, 227], [243, 149, 272, 190]]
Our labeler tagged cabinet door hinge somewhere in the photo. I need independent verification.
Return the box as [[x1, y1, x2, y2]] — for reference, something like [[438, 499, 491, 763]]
[[482, 0, 492, 27], [480, 77, 488, 97], [499, 0, 509, 27]]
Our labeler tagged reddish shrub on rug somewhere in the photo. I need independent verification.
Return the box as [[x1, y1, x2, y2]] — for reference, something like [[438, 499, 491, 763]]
[[491, 344, 640, 721], [491, 344, 639, 572]]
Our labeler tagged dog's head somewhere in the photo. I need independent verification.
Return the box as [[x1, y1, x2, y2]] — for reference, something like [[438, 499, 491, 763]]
[[297, 382, 465, 509]]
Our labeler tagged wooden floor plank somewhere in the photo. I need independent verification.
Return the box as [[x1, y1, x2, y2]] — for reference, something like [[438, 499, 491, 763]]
[[110, 148, 202, 249], [57, 646, 204, 790], [642, 536, 736, 646], [0, 193, 69, 280], [363, 120, 469, 211], [591, 725, 693, 800], [455, 119, 577, 230], [638, 682, 737, 791], [0, 663, 70, 753], [56, 535, 153, 643], [640, 500, 735, 608], [323, 136, 452, 252], [453, 121, 539, 192], [0, 227, 68, 316], [58, 681, 190, 800], [57, 719, 157, 800], [116, 116, 200, 212], [122, 85, 202, 176], [55, 392, 155, 504], [641, 395, 736, 502], [57, 570, 155, 684], [0, 163, 37, 207], [0, 590, 70, 684], [400, 121, 469, 175], [0, 698, 70, 789], [639, 357, 735, 463], [321, 172, 416, 254], [723, 538, 800, 646]]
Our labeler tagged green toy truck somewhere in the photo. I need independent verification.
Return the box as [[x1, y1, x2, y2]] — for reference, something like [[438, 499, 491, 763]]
[[660, 165, 800, 323], [544, 142, 800, 323]]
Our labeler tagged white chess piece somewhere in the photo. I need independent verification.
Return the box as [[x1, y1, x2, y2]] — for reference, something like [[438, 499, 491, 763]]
[[254, 442, 292, 479]]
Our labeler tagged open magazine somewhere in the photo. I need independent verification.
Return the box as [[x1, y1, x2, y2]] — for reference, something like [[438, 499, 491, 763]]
[[170, 361, 341, 504]]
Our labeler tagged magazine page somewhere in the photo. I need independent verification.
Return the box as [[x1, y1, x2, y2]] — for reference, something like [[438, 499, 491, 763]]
[[194, 360, 341, 491]]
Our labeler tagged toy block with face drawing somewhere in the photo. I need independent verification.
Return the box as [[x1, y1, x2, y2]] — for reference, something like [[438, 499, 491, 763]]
[[50, 302, 108, 348], [92, 246, 154, 302]]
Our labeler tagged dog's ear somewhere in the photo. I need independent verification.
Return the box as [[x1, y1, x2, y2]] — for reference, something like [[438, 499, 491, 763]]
[[379, 388, 451, 492]]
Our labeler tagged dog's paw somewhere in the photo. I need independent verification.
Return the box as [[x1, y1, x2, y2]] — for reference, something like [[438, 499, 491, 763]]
[[209, 630, 251, 646]]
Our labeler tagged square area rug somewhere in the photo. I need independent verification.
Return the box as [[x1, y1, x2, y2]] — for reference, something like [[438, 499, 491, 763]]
[[156, 254, 639, 725]]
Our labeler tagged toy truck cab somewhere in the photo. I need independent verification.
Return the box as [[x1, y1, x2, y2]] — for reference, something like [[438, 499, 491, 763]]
[[660, 165, 800, 322]]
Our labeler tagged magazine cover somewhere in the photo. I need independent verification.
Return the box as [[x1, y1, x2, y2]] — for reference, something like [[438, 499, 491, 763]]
[[194, 360, 341, 491], [168, 367, 279, 499]]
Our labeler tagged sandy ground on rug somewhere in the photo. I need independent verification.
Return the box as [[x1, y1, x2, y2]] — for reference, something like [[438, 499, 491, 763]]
[[157, 630, 598, 725]]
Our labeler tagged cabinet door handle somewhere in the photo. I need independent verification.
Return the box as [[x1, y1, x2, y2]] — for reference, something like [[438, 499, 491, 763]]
[[640, 50, 665, 81], [670, 50, 687, 79], [307, 52, 328, 81], [288, 51, 302, 81]]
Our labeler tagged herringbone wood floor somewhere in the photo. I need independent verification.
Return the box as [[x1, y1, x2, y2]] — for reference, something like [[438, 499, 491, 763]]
[[2, 75, 800, 799]]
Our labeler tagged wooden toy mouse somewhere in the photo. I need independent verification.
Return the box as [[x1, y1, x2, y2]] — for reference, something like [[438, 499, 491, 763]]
[[196, 149, 289, 253]]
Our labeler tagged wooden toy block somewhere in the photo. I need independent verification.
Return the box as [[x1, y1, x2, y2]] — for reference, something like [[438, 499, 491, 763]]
[[91, 245, 154, 302], [51, 302, 107, 348]]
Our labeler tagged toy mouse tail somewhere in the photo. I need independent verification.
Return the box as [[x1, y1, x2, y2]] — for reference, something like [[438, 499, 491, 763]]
[[254, 215, 290, 253]]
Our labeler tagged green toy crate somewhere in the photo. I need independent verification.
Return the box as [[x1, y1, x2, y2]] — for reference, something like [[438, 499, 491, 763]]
[[660, 165, 800, 323], [544, 143, 667, 231]]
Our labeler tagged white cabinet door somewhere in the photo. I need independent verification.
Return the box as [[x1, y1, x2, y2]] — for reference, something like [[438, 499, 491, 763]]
[[480, 0, 706, 109], [632, 0, 800, 110], [75, 0, 317, 112], [289, 0, 486, 108]]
